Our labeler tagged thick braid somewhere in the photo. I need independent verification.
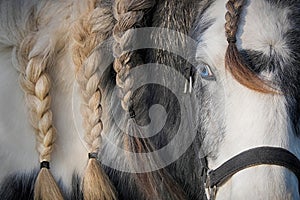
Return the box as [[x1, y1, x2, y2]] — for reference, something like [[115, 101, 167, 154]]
[[113, 0, 156, 196], [225, 0, 244, 42], [112, 0, 151, 175], [224, 0, 275, 94], [72, 1, 117, 200], [112, 1, 188, 199], [113, 0, 155, 114], [18, 34, 63, 200]]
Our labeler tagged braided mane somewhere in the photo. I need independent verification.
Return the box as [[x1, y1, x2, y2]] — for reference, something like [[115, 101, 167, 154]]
[[72, 1, 117, 199], [224, 0, 276, 94]]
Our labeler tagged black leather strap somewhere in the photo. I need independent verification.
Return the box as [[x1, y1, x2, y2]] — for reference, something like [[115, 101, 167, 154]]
[[207, 147, 300, 189]]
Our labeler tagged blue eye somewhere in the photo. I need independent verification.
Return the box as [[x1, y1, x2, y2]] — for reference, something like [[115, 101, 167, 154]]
[[201, 66, 209, 77], [199, 63, 215, 80]]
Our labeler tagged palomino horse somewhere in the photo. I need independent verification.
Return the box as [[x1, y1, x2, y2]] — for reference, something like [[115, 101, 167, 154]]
[[0, 0, 299, 200]]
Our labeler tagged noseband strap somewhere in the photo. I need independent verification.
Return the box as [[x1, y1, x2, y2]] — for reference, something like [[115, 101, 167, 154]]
[[205, 147, 300, 190]]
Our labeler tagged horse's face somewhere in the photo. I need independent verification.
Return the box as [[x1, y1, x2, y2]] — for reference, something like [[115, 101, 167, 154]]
[[194, 0, 300, 156], [193, 0, 300, 199]]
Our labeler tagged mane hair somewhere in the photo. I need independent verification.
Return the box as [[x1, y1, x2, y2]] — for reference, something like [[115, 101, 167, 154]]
[[224, 0, 276, 94], [71, 0, 117, 199], [15, 6, 64, 200], [112, 1, 155, 197], [111, 0, 191, 199], [0, 0, 205, 199], [145, 1, 207, 199]]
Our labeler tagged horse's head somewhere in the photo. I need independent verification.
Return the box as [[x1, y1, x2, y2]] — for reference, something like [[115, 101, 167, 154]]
[[192, 0, 300, 199]]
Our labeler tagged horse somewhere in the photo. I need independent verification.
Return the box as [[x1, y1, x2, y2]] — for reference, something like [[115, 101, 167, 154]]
[[192, 0, 300, 199], [0, 0, 299, 200]]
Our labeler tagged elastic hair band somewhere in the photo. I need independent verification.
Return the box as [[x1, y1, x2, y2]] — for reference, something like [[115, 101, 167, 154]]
[[227, 36, 237, 43], [129, 109, 136, 119], [88, 152, 98, 159], [40, 161, 50, 169]]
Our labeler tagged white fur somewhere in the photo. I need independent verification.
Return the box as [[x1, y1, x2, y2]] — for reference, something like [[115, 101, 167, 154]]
[[0, 47, 37, 178], [240, 1, 291, 60], [196, 0, 300, 199]]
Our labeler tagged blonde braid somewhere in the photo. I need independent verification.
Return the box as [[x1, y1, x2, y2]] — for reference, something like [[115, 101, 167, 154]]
[[224, 0, 275, 93], [72, 1, 117, 199], [18, 34, 63, 200]]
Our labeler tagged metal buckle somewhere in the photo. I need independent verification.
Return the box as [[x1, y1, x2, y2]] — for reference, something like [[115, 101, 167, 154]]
[[205, 170, 217, 200], [209, 186, 217, 200]]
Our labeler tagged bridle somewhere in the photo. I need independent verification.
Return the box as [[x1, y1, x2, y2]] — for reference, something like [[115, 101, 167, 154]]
[[201, 146, 300, 200]]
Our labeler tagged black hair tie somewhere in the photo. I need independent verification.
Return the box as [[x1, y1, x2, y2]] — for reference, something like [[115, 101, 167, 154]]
[[227, 36, 237, 43], [88, 152, 98, 159], [129, 109, 136, 119], [40, 161, 50, 169]]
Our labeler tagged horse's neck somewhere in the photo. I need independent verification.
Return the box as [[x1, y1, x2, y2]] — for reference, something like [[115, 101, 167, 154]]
[[208, 81, 300, 200]]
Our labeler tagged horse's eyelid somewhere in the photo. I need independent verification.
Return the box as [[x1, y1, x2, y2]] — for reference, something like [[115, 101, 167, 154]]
[[203, 75, 216, 81]]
